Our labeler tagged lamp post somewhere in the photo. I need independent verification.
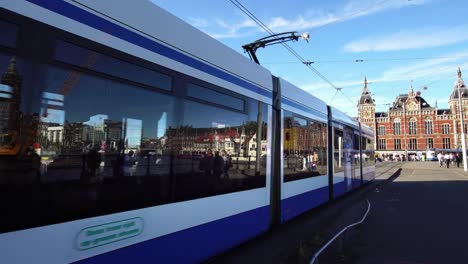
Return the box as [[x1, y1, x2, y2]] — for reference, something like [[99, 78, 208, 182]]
[[456, 68, 468, 171]]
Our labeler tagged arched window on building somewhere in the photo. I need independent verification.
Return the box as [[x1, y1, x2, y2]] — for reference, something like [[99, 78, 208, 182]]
[[393, 118, 401, 135], [409, 117, 417, 135], [425, 117, 433, 134]]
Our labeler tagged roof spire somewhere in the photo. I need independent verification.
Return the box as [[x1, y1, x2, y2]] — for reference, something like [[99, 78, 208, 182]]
[[363, 76, 368, 93], [408, 80, 414, 97]]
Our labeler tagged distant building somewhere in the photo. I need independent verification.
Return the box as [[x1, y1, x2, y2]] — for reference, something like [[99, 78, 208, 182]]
[[357, 69, 468, 156]]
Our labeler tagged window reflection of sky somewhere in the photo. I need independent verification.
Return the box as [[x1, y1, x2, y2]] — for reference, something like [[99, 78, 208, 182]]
[[44, 66, 175, 139], [0, 84, 12, 99], [39, 63, 268, 142], [124, 118, 142, 148]]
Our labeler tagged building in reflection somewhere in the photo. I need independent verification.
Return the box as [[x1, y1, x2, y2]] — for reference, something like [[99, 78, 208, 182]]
[[63, 122, 84, 152], [0, 57, 22, 154], [283, 118, 327, 155], [163, 125, 267, 157]]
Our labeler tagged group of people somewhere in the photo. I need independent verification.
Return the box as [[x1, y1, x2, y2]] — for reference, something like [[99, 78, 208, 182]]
[[198, 149, 232, 179], [437, 152, 462, 168], [301, 151, 319, 172]]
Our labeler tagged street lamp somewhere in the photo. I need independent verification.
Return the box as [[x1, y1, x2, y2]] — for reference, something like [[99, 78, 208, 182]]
[[456, 68, 468, 171]]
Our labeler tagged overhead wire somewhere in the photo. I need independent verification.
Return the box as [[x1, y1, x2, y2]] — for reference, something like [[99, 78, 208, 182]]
[[262, 55, 468, 65], [229, 0, 396, 106], [229, 0, 341, 91], [329, 89, 339, 104]]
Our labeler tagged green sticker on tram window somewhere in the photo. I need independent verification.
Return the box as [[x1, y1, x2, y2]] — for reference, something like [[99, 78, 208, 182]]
[[76, 217, 144, 250]]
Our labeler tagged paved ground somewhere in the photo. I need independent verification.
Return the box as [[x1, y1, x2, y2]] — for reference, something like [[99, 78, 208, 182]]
[[207, 162, 403, 264], [317, 161, 468, 264]]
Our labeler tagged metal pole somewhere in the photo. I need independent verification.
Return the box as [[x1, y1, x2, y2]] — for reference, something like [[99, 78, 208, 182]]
[[403, 104, 407, 161], [457, 72, 468, 171]]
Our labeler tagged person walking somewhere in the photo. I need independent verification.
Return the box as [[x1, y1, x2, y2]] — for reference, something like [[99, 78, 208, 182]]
[[437, 152, 443, 167], [455, 153, 461, 168], [444, 153, 451, 168]]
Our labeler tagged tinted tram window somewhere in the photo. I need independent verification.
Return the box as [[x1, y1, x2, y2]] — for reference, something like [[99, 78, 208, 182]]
[[361, 136, 375, 167], [54, 41, 172, 91], [0, 20, 17, 48], [333, 128, 344, 174], [283, 110, 327, 182], [187, 83, 245, 112], [0, 58, 268, 233]]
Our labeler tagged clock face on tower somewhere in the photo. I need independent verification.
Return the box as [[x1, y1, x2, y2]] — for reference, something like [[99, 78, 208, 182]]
[[363, 111, 371, 119], [407, 101, 418, 111]]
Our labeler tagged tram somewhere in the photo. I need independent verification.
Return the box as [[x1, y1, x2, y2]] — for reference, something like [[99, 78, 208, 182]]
[[0, 1, 375, 263]]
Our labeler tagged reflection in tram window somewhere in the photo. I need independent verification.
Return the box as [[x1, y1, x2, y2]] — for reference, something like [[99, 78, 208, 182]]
[[334, 128, 344, 173], [0, 51, 269, 233], [283, 110, 327, 182], [361, 136, 375, 166], [0, 55, 24, 156]]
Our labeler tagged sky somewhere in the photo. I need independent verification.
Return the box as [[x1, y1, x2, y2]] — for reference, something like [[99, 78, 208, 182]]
[[151, 0, 468, 116]]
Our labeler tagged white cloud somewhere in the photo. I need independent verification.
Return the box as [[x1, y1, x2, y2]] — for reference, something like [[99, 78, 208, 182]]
[[344, 24, 468, 52], [376, 50, 468, 83], [189, 0, 429, 39], [267, 0, 428, 33]]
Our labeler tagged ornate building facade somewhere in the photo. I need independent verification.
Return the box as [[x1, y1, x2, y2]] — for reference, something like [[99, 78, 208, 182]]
[[357, 69, 468, 156]]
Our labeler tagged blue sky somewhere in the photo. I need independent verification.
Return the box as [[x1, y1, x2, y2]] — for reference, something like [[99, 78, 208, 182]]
[[151, 0, 468, 116]]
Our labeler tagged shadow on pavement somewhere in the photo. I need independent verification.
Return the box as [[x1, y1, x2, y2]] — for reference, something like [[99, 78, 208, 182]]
[[313, 174, 468, 264]]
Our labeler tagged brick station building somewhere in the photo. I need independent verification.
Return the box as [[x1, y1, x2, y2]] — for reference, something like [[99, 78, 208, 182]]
[[357, 68, 468, 157]]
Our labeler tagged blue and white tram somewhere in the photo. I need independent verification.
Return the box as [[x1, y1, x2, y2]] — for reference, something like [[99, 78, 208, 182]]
[[0, 1, 375, 263]]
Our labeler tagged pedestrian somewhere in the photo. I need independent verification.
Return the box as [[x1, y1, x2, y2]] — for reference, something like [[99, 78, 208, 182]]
[[444, 153, 450, 168], [213, 151, 224, 180], [221, 150, 232, 178], [313, 151, 319, 171], [455, 153, 461, 168], [199, 149, 214, 177], [437, 152, 443, 167]]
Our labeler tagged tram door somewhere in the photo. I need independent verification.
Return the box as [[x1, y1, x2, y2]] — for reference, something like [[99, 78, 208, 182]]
[[351, 131, 361, 188], [342, 127, 354, 191]]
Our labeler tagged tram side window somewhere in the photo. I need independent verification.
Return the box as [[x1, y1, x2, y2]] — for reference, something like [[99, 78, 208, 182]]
[[333, 128, 344, 173], [283, 110, 327, 182], [352, 133, 360, 168], [54, 41, 172, 91], [0, 54, 269, 233], [0, 20, 18, 48], [364, 137, 375, 165]]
